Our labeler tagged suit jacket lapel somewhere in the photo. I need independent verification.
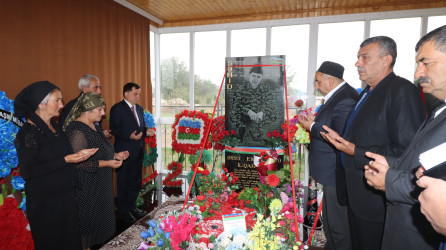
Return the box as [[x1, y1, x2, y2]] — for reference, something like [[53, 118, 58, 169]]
[[346, 74, 396, 137], [316, 83, 348, 118], [396, 110, 446, 162], [123, 100, 140, 128]]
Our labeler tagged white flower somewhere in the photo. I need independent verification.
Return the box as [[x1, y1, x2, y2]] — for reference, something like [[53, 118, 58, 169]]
[[221, 238, 232, 247], [233, 235, 247, 246]]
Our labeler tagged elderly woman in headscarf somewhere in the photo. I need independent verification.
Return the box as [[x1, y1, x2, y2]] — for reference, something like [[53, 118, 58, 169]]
[[14, 81, 98, 250], [63, 92, 129, 249]]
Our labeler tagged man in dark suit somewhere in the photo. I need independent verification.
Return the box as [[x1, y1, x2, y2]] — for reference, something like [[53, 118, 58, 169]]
[[364, 25, 446, 249], [110, 82, 154, 223], [299, 61, 358, 250], [321, 36, 426, 250]]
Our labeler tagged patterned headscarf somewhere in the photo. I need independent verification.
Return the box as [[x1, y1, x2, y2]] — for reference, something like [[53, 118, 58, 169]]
[[62, 92, 105, 131]]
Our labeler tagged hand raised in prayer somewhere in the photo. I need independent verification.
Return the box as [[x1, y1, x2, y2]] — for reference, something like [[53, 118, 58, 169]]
[[320, 125, 355, 155], [114, 151, 129, 161], [65, 148, 99, 163], [130, 130, 143, 140], [298, 112, 314, 131], [364, 152, 389, 191], [146, 128, 155, 137]]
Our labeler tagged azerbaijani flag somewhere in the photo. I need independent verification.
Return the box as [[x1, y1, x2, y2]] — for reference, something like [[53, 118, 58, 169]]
[[177, 117, 204, 143]]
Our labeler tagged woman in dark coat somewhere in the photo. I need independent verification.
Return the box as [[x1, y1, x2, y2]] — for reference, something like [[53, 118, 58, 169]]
[[14, 81, 97, 250], [63, 92, 129, 249]]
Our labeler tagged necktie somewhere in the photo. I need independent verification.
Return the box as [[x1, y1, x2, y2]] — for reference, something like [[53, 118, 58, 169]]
[[423, 101, 446, 129], [131, 105, 140, 126]]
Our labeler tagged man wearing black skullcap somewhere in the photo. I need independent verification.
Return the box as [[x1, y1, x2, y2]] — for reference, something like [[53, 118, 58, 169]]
[[299, 61, 358, 250], [14, 81, 97, 250], [321, 36, 426, 249]]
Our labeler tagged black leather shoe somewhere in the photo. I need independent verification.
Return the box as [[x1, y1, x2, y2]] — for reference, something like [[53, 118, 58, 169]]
[[130, 208, 147, 219], [120, 212, 137, 224]]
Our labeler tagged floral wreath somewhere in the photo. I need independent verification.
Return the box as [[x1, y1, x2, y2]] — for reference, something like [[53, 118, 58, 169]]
[[171, 110, 211, 155], [143, 110, 158, 167], [0, 91, 26, 207], [210, 116, 225, 151], [0, 91, 31, 249], [163, 161, 183, 187]]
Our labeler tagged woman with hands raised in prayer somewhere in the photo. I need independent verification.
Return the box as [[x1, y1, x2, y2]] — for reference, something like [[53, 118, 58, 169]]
[[64, 92, 129, 249]]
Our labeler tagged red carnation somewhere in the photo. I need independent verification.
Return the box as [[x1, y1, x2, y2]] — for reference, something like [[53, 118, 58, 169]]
[[196, 195, 206, 201], [295, 99, 304, 107], [267, 174, 280, 187], [202, 169, 210, 176]]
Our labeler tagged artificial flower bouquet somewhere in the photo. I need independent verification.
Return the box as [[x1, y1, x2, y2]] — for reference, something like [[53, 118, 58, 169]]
[[163, 161, 183, 187], [218, 130, 240, 148], [210, 116, 225, 151], [139, 166, 307, 249], [140, 210, 201, 250]]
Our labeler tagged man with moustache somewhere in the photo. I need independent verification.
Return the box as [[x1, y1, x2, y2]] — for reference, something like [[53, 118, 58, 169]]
[[364, 25, 446, 249], [321, 36, 425, 250]]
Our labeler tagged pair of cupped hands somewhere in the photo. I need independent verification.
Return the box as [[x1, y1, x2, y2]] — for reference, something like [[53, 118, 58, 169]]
[[65, 148, 130, 169]]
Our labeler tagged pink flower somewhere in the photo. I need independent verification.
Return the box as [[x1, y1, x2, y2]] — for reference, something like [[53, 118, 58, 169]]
[[280, 192, 289, 205], [297, 214, 304, 223], [284, 211, 294, 220]]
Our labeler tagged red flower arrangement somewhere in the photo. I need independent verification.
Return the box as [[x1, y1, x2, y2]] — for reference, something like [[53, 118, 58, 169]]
[[171, 110, 212, 155], [267, 174, 280, 187], [141, 170, 158, 186], [0, 197, 34, 250], [163, 161, 183, 187], [221, 164, 239, 189], [210, 116, 225, 151], [295, 99, 304, 108], [144, 128, 157, 148], [281, 122, 298, 142]]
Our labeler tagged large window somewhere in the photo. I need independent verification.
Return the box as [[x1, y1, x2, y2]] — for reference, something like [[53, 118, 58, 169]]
[[150, 31, 156, 116], [231, 28, 266, 57], [194, 30, 226, 115], [371, 18, 421, 82], [271, 25, 310, 109], [160, 33, 190, 117], [152, 8, 446, 172], [428, 16, 446, 32], [318, 21, 365, 89]]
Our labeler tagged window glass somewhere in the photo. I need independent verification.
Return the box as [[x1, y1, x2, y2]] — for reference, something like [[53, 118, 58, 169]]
[[150, 31, 156, 116], [428, 16, 446, 32], [318, 21, 365, 90], [194, 30, 226, 116], [271, 24, 310, 113], [231, 28, 266, 57], [160, 33, 190, 117], [371, 17, 421, 82]]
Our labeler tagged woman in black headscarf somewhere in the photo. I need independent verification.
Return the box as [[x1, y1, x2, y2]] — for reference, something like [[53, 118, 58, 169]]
[[14, 81, 98, 250], [63, 92, 129, 249]]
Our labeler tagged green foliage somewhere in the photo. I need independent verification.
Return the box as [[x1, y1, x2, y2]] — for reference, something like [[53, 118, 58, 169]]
[[161, 57, 224, 105]]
